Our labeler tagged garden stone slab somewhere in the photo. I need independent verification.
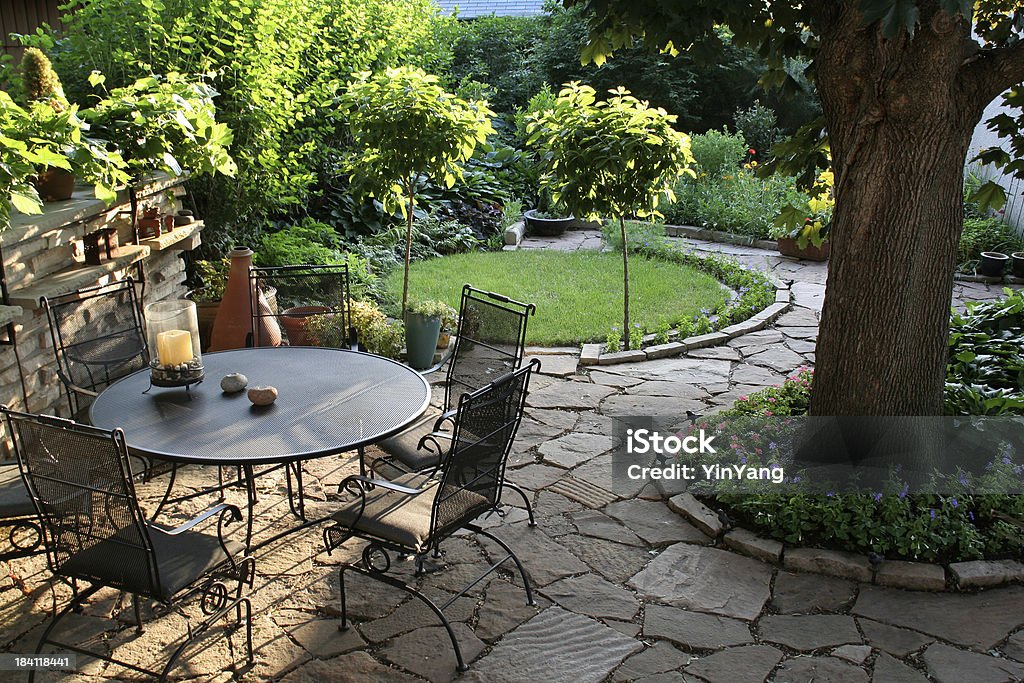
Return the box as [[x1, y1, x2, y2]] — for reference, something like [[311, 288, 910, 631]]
[[779, 325, 819, 340], [832, 645, 872, 664], [538, 432, 614, 469], [683, 645, 784, 683], [743, 346, 806, 372], [287, 619, 366, 658], [506, 463, 566, 491], [527, 381, 616, 409], [589, 371, 644, 387], [571, 454, 647, 499], [645, 342, 687, 359], [605, 620, 643, 638], [790, 283, 826, 310], [475, 580, 548, 641], [569, 509, 645, 546], [854, 585, 1024, 651], [875, 560, 946, 591], [600, 393, 708, 419], [785, 339, 817, 354], [600, 349, 648, 365], [359, 596, 475, 643], [526, 408, 578, 430], [776, 307, 820, 327], [581, 343, 603, 365], [629, 544, 772, 621], [771, 571, 856, 614], [574, 413, 618, 435], [510, 417, 566, 455], [547, 475, 621, 508], [471, 607, 642, 683], [1003, 631, 1024, 663], [922, 643, 1024, 683], [603, 499, 711, 546], [758, 614, 861, 651], [599, 357, 732, 383], [626, 380, 711, 400], [561, 534, 653, 584], [949, 559, 1024, 588], [479, 523, 589, 587], [724, 528, 782, 563], [667, 492, 723, 537], [728, 329, 785, 348], [773, 656, 868, 683], [872, 653, 930, 683], [540, 573, 640, 621], [613, 642, 692, 682], [730, 364, 785, 387], [526, 354, 579, 377], [278, 652, 418, 683], [687, 346, 741, 361], [784, 547, 873, 582], [380, 623, 484, 683], [858, 619, 934, 657], [642, 603, 753, 649]]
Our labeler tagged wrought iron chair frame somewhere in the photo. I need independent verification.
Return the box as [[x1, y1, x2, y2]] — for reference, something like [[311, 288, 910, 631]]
[[40, 277, 148, 418], [248, 263, 353, 349], [3, 409, 255, 682], [0, 462, 42, 561], [324, 361, 539, 672]]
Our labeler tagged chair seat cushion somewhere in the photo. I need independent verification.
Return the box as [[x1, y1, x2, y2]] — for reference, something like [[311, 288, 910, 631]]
[[376, 414, 445, 472], [60, 524, 245, 600], [0, 465, 34, 519]]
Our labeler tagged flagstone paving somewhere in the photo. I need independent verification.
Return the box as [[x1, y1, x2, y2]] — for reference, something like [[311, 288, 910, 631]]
[[2, 231, 1023, 682]]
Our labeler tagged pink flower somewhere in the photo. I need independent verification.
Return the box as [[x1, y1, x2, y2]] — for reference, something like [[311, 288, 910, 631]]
[[739, 395, 748, 401], [765, 411, 774, 416]]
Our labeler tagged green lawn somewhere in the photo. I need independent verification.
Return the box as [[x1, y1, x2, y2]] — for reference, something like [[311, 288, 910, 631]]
[[384, 250, 728, 346]]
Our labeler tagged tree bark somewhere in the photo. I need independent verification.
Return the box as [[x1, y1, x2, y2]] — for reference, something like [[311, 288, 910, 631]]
[[620, 215, 631, 349], [401, 181, 415, 316], [809, 3, 989, 415]]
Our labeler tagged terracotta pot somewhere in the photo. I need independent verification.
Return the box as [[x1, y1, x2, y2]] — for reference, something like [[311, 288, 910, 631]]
[[778, 237, 830, 261], [280, 306, 330, 346], [209, 246, 282, 350], [186, 291, 220, 352], [34, 168, 75, 201]]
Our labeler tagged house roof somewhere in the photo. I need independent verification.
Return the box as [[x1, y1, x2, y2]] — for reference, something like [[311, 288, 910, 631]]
[[435, 0, 548, 19]]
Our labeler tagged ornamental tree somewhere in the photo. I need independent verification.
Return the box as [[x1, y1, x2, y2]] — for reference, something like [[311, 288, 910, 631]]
[[527, 83, 694, 349], [568, 0, 1024, 415], [338, 67, 495, 313]]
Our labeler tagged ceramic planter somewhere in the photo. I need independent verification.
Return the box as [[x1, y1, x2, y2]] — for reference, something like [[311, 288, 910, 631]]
[[524, 209, 574, 236], [210, 246, 282, 350], [280, 305, 330, 346], [778, 237, 830, 261], [979, 251, 1009, 277], [405, 312, 442, 370], [34, 168, 75, 201], [1011, 252, 1024, 278], [185, 290, 220, 352]]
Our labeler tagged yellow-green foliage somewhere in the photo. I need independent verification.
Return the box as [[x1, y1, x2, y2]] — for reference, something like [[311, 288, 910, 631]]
[[20, 48, 67, 111]]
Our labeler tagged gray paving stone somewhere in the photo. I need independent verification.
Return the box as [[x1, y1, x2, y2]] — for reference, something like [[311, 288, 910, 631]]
[[1005, 631, 1024, 663], [600, 349, 648, 365], [949, 559, 1024, 588], [589, 371, 645, 387], [288, 619, 366, 657], [506, 463, 565, 490], [922, 643, 1024, 683], [547, 475, 620, 508], [526, 408, 578, 430], [574, 413, 618, 435], [561, 534, 653, 585], [614, 641, 692, 682], [858, 618, 934, 657], [629, 544, 772, 621], [538, 432, 614, 468], [779, 325, 819, 340], [773, 656, 869, 683], [730, 364, 785, 386], [526, 353, 579, 377], [511, 417, 566, 454], [625, 380, 711, 400], [541, 573, 640, 621], [785, 338, 817, 354], [784, 547, 873, 582], [475, 580, 548, 641], [667, 492, 723, 538], [572, 454, 647, 499], [743, 346, 805, 372], [597, 357, 732, 383], [645, 342, 687, 359], [479, 523, 589, 587], [775, 307, 820, 327], [527, 381, 616, 409], [278, 652, 418, 682], [687, 346, 741, 361], [832, 644, 872, 664], [472, 607, 642, 683], [570, 509, 645, 546], [854, 585, 1024, 651], [603, 499, 711, 546], [683, 645, 784, 683], [758, 614, 861, 651], [358, 596, 475, 643], [600, 393, 707, 419], [771, 571, 856, 614], [643, 603, 753, 649], [874, 560, 946, 591], [724, 528, 782, 563], [872, 653, 930, 683], [379, 623, 484, 682]]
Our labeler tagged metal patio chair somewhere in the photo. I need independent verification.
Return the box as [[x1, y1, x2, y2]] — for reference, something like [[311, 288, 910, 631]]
[[375, 285, 536, 522], [249, 263, 353, 348], [0, 461, 41, 561], [41, 277, 148, 419], [3, 409, 255, 682], [323, 360, 539, 672]]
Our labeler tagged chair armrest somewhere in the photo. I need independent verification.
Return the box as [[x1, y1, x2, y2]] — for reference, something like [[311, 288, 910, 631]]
[[337, 474, 428, 496], [417, 431, 451, 457], [55, 369, 99, 399], [158, 503, 243, 536], [431, 408, 457, 433]]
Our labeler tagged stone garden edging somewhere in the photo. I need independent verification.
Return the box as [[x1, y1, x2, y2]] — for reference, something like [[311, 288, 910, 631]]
[[664, 491, 1024, 594]]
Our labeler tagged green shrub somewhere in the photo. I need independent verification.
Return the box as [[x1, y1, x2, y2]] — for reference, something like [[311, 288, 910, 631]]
[[958, 217, 1024, 267], [732, 101, 780, 160], [689, 128, 747, 174]]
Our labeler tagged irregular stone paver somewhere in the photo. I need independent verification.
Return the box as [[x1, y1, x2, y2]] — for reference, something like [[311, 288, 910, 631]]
[[527, 381, 616, 409], [872, 653, 930, 683], [598, 357, 732, 383], [629, 544, 772, 621], [683, 645, 784, 683], [600, 393, 706, 418], [603, 499, 710, 546], [380, 623, 484, 682], [730, 364, 785, 386], [560, 534, 652, 585], [538, 432, 613, 468], [288, 619, 366, 658], [506, 463, 565, 491], [474, 580, 548, 641], [771, 571, 856, 614], [540, 573, 639, 621], [1004, 631, 1024, 663], [569, 509, 645, 546], [526, 353, 579, 377], [278, 652, 418, 682], [758, 614, 861, 651], [472, 607, 642, 683], [613, 641, 692, 682], [478, 523, 589, 587], [832, 644, 872, 664], [858, 618, 934, 657], [949, 559, 1024, 588], [626, 380, 712, 399], [642, 604, 753, 650], [723, 528, 782, 563], [743, 346, 806, 372], [667, 492, 723, 538], [922, 643, 1024, 683], [854, 585, 1024, 650], [773, 656, 869, 683]]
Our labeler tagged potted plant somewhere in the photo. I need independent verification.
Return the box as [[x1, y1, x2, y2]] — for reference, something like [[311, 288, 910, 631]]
[[1013, 252, 1024, 278], [777, 219, 832, 261], [979, 251, 1009, 277], [186, 258, 230, 351], [20, 47, 74, 200], [773, 171, 833, 261], [523, 188, 574, 236], [527, 83, 694, 350], [405, 299, 448, 369], [338, 66, 494, 315], [437, 303, 459, 349]]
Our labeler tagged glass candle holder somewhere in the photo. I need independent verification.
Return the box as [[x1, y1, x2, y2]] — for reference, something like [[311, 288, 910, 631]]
[[145, 299, 205, 387]]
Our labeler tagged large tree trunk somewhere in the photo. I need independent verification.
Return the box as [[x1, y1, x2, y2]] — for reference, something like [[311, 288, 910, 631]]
[[809, 4, 993, 415]]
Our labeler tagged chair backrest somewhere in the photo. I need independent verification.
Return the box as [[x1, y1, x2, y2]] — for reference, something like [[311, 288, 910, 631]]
[[41, 278, 149, 415], [2, 409, 161, 596], [249, 264, 351, 348], [444, 286, 535, 412], [430, 360, 537, 539]]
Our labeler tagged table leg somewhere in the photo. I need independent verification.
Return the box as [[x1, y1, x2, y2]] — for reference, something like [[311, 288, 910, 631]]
[[285, 461, 306, 521], [243, 464, 257, 550], [150, 464, 179, 522]]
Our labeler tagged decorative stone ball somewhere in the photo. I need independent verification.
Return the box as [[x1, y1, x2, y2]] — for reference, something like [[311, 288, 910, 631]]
[[220, 373, 248, 393], [247, 386, 278, 406]]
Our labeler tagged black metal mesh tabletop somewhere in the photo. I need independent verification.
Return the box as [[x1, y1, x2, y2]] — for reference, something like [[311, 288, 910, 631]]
[[89, 348, 430, 465]]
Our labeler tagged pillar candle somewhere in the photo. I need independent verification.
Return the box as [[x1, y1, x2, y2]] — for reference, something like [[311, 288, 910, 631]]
[[157, 329, 193, 366]]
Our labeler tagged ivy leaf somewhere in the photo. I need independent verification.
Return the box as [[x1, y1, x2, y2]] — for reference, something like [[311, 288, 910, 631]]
[[970, 180, 1007, 212], [88, 71, 106, 88]]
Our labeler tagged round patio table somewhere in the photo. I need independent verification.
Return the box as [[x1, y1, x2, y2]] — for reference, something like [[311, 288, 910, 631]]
[[89, 347, 431, 547]]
